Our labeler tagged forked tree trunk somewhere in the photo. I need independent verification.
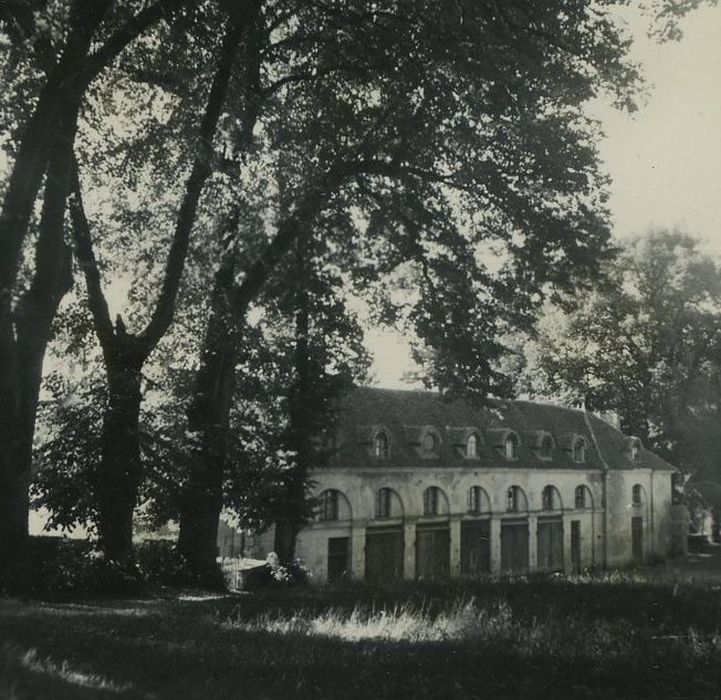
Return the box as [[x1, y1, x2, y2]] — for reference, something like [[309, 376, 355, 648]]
[[70, 6, 251, 564]]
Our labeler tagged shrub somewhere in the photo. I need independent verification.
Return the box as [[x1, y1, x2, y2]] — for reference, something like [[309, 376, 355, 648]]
[[0, 538, 144, 597]]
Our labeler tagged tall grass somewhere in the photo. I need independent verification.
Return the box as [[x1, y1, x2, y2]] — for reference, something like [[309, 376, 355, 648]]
[[4, 573, 721, 699]]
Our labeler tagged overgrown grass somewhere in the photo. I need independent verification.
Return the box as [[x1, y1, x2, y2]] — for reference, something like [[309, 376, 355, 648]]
[[2, 572, 721, 699]]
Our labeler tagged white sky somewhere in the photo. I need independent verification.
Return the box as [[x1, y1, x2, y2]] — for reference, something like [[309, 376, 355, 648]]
[[369, 2, 721, 389]]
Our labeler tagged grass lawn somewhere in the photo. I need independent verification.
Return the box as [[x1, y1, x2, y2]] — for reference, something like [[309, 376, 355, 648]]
[[2, 571, 721, 699]]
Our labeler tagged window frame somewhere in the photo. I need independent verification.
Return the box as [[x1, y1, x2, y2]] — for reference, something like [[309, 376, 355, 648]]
[[374, 431, 390, 460], [422, 429, 440, 454], [572, 437, 586, 463], [423, 486, 441, 516], [468, 485, 484, 514], [505, 433, 519, 460], [319, 489, 339, 522], [539, 434, 553, 459], [574, 485, 587, 510], [376, 487, 393, 519], [506, 485, 524, 512], [541, 485, 559, 511], [466, 433, 479, 459]]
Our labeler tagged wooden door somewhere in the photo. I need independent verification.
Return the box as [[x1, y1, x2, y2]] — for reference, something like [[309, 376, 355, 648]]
[[327, 537, 350, 583], [461, 520, 490, 576], [501, 520, 529, 574], [416, 524, 450, 579], [537, 518, 564, 572], [365, 528, 404, 582], [570, 520, 581, 574], [632, 516, 644, 565]]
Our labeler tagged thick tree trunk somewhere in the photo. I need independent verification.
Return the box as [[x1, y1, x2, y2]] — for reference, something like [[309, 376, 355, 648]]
[[96, 351, 145, 561], [0, 87, 80, 568], [273, 247, 311, 563], [177, 179, 336, 573], [177, 250, 238, 574]]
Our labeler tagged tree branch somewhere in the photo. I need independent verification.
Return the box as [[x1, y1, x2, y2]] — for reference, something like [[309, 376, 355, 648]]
[[83, 0, 193, 81], [68, 162, 116, 346], [139, 2, 254, 349]]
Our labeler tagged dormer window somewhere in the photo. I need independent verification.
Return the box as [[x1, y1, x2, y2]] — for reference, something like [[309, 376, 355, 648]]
[[539, 434, 553, 459], [422, 430, 439, 453], [374, 431, 390, 460], [630, 438, 641, 461], [505, 433, 519, 460], [572, 437, 587, 463], [466, 433, 479, 458]]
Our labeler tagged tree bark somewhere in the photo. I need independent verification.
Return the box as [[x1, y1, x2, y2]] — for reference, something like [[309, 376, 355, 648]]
[[96, 350, 145, 560], [0, 87, 81, 567], [177, 173, 340, 573], [273, 238, 311, 563], [177, 234, 239, 573]]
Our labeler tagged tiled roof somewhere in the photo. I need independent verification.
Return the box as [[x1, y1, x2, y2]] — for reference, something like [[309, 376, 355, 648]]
[[328, 387, 675, 472]]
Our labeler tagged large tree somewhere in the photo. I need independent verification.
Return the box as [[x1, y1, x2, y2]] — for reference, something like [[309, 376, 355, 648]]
[[515, 229, 721, 478], [0, 0, 196, 566], [67, 0, 257, 561]]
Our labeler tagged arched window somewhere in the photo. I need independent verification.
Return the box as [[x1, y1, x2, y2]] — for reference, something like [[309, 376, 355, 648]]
[[539, 434, 553, 459], [506, 485, 527, 512], [572, 437, 586, 463], [423, 486, 441, 516], [319, 489, 339, 521], [466, 433, 479, 458], [505, 433, 519, 460], [575, 485, 593, 510], [468, 485, 486, 514], [542, 485, 562, 511], [376, 488, 393, 518], [632, 484, 644, 506], [374, 431, 390, 459]]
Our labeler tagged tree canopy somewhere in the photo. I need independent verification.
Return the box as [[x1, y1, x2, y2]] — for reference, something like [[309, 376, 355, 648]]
[[513, 229, 721, 479]]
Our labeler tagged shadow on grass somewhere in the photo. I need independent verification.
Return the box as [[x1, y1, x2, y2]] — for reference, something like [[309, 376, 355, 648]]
[[2, 579, 721, 699]]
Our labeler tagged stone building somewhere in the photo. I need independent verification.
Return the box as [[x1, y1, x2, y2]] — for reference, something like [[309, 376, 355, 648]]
[[245, 387, 679, 583]]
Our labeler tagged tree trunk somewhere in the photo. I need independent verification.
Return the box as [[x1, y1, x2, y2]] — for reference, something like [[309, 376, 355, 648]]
[[177, 247, 238, 575], [0, 86, 80, 568], [273, 241, 312, 562], [96, 350, 145, 561]]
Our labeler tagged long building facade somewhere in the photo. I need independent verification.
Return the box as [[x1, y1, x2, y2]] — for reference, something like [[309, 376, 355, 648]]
[[244, 387, 680, 583]]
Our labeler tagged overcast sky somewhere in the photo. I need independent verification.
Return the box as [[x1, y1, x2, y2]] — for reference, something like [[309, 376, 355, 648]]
[[369, 2, 721, 389]]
